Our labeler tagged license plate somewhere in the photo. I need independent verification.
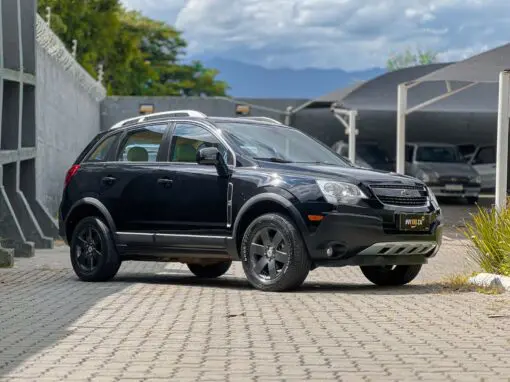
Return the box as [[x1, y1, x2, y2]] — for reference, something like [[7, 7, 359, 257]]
[[398, 214, 431, 232], [445, 184, 463, 191]]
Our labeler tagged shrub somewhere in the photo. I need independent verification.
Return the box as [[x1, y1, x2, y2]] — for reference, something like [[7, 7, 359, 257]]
[[464, 202, 510, 276]]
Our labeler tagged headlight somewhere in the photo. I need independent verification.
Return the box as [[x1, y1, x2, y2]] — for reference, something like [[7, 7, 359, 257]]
[[471, 175, 481, 184], [316, 180, 368, 205], [428, 187, 440, 209], [417, 170, 438, 183]]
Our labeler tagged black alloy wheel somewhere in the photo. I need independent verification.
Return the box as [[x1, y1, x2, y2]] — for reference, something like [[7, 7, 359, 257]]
[[70, 217, 121, 282], [249, 226, 290, 281], [241, 213, 311, 292]]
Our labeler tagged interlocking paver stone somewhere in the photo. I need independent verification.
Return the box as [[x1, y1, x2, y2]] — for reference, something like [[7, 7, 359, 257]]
[[1, 219, 510, 381]]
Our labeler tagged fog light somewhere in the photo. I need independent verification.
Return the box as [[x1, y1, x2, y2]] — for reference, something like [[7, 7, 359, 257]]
[[326, 246, 334, 257]]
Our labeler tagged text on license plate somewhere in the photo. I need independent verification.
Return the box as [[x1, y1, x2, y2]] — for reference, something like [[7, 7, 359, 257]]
[[399, 214, 431, 231], [445, 184, 463, 191]]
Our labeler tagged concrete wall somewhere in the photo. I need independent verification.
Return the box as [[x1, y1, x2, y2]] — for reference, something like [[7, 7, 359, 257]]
[[100, 96, 306, 131], [35, 44, 101, 216]]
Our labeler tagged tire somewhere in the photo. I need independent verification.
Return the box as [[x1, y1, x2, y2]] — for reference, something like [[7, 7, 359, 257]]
[[240, 213, 311, 292], [360, 265, 422, 286], [70, 216, 121, 282], [188, 261, 232, 278], [466, 196, 479, 205]]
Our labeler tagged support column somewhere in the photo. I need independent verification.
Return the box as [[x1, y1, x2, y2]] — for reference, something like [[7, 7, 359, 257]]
[[495, 70, 510, 211], [396, 83, 408, 174], [348, 110, 358, 163]]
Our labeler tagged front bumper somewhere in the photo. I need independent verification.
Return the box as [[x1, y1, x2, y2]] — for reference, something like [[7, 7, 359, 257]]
[[304, 210, 442, 267], [428, 185, 480, 198]]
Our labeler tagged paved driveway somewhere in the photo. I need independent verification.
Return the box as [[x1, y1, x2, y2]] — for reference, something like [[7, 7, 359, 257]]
[[1, 204, 509, 382]]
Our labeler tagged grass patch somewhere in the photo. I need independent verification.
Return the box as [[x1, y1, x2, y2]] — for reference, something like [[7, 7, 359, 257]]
[[440, 273, 505, 295], [463, 201, 510, 277]]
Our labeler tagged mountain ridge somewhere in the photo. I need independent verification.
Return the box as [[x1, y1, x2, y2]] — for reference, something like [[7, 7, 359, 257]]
[[199, 57, 385, 98]]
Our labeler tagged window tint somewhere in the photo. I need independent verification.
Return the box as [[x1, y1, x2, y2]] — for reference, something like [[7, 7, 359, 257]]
[[474, 146, 496, 165], [415, 146, 462, 163], [117, 124, 167, 162], [86, 134, 117, 162], [170, 123, 231, 164]]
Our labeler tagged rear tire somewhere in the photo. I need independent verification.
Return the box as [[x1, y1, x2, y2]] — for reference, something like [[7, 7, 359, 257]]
[[240, 213, 311, 292], [70, 217, 121, 282], [187, 261, 232, 278], [360, 265, 422, 286]]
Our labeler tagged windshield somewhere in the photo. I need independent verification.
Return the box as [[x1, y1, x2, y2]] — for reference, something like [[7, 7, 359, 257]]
[[416, 146, 463, 163], [216, 122, 349, 166], [357, 145, 393, 165]]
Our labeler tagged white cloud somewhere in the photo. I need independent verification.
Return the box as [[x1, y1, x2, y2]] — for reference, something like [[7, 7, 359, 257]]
[[121, 0, 510, 70]]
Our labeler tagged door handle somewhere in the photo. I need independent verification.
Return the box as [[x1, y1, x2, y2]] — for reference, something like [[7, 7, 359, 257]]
[[157, 178, 173, 188], [101, 176, 117, 185]]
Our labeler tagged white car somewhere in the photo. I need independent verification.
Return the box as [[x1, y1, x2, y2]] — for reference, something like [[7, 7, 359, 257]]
[[469, 145, 496, 191]]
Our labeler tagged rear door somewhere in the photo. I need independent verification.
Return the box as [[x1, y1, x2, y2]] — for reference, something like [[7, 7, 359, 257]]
[[97, 123, 171, 233], [471, 146, 496, 189]]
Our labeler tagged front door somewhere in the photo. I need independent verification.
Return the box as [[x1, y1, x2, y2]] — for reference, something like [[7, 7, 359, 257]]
[[157, 122, 232, 235]]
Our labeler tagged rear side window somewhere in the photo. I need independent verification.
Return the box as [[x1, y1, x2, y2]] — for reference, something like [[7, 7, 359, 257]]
[[117, 124, 167, 162], [85, 134, 118, 162]]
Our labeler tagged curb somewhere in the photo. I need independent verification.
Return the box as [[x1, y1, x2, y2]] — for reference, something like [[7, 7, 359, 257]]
[[468, 273, 510, 292], [0, 246, 14, 268]]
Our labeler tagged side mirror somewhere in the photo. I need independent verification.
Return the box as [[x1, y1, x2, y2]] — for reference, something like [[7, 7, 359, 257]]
[[196, 147, 230, 177], [196, 147, 220, 166]]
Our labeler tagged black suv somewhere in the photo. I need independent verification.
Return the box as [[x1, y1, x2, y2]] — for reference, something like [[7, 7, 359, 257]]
[[59, 111, 443, 292]]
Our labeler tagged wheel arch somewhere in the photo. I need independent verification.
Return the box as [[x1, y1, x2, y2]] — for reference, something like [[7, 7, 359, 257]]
[[232, 192, 310, 254], [64, 198, 117, 244]]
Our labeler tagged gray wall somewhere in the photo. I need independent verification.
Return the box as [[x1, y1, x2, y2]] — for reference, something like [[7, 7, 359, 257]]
[[35, 44, 102, 216], [100, 96, 303, 131]]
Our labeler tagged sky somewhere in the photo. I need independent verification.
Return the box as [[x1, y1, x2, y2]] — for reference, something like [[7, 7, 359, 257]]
[[121, 0, 510, 71]]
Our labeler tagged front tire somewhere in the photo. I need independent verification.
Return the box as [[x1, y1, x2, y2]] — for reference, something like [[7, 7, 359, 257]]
[[240, 213, 311, 292], [360, 265, 422, 286], [70, 217, 121, 282], [466, 196, 479, 205], [187, 261, 232, 278]]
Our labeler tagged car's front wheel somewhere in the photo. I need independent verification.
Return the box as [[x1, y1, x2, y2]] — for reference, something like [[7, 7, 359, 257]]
[[187, 261, 232, 278], [360, 265, 422, 286], [466, 196, 479, 205], [70, 217, 121, 282], [240, 213, 311, 292]]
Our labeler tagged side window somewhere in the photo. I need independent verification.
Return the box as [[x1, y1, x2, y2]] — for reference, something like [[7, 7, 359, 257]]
[[117, 124, 167, 162], [85, 134, 118, 162], [474, 146, 496, 165], [170, 123, 232, 165], [405, 146, 414, 162]]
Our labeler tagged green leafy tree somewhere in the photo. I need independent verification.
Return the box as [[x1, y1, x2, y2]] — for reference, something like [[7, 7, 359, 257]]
[[37, 0, 229, 96], [387, 47, 438, 71]]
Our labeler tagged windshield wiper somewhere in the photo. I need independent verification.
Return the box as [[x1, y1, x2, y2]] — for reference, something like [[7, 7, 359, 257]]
[[253, 157, 293, 163]]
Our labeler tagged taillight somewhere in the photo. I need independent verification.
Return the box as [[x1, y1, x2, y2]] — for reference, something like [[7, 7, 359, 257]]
[[64, 164, 80, 187]]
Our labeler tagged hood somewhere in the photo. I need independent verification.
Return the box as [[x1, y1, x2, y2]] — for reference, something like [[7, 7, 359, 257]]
[[256, 161, 422, 186], [415, 161, 478, 176]]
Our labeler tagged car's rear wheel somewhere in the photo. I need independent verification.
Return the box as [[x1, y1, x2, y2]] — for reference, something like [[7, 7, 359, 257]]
[[187, 261, 232, 278], [240, 213, 311, 292], [360, 264, 422, 286], [70, 217, 121, 282]]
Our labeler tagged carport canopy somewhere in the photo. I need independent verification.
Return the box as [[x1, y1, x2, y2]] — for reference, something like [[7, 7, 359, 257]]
[[395, 43, 510, 210]]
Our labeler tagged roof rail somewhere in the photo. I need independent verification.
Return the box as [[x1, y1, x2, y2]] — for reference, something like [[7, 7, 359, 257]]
[[237, 116, 284, 125], [110, 110, 207, 130]]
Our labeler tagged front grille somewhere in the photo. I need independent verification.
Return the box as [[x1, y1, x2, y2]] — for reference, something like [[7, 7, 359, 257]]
[[438, 176, 469, 184], [370, 184, 429, 207]]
